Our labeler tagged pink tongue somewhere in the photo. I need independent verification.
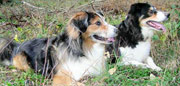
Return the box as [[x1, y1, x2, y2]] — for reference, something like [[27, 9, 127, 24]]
[[107, 37, 115, 42], [151, 22, 166, 33]]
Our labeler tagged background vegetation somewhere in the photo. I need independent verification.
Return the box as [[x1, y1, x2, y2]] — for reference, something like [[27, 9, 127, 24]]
[[0, 0, 179, 85]]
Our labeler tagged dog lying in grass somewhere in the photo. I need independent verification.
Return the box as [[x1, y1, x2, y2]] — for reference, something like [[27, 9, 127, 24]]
[[107, 3, 170, 71], [0, 11, 118, 85]]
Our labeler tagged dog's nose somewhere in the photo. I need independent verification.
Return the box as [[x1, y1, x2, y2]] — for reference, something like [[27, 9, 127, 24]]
[[165, 12, 170, 18]]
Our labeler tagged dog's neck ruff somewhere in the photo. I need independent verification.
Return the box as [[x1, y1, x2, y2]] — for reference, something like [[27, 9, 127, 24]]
[[60, 43, 106, 80]]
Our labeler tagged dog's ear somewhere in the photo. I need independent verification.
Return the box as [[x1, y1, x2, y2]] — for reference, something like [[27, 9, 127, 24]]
[[129, 4, 139, 15], [71, 14, 88, 33], [69, 11, 96, 33], [67, 11, 96, 39]]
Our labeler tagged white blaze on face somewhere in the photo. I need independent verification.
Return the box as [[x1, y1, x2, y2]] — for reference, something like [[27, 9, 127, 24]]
[[105, 21, 117, 38], [155, 11, 168, 22]]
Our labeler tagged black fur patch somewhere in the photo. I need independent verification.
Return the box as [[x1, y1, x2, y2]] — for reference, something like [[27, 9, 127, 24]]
[[72, 18, 88, 33], [86, 12, 96, 25], [0, 39, 19, 63], [116, 3, 152, 48], [72, 12, 96, 33]]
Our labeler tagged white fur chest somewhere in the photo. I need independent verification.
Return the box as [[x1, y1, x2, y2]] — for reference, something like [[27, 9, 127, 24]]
[[62, 43, 105, 81], [142, 26, 154, 39], [120, 41, 151, 62]]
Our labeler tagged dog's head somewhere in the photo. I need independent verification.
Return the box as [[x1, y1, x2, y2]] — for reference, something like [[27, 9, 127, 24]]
[[67, 11, 118, 44], [128, 3, 170, 33]]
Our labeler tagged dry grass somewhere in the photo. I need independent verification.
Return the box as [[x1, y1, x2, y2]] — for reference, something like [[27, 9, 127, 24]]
[[102, 0, 179, 12]]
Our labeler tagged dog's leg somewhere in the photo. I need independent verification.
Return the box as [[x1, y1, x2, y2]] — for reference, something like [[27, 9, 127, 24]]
[[53, 69, 85, 86], [146, 56, 162, 71], [123, 60, 150, 68], [13, 52, 30, 71], [53, 69, 73, 86]]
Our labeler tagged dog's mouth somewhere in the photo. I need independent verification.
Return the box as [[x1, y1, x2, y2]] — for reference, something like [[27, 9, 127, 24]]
[[92, 35, 115, 43], [146, 21, 166, 33]]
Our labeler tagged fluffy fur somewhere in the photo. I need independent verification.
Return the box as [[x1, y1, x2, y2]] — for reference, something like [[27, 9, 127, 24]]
[[0, 11, 117, 85], [108, 3, 170, 71]]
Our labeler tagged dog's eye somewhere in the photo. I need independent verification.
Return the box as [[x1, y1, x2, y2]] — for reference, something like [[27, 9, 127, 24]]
[[149, 10, 154, 14], [149, 10, 156, 14], [95, 21, 101, 26]]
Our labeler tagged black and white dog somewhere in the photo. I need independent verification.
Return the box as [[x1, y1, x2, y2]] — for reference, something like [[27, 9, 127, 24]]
[[108, 3, 170, 71]]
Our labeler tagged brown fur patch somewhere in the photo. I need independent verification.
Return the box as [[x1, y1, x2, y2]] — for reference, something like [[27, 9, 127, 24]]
[[67, 25, 80, 39], [13, 52, 30, 71], [140, 14, 157, 27], [82, 15, 108, 50], [86, 15, 108, 32], [53, 68, 72, 86], [144, 14, 157, 21], [67, 12, 88, 39]]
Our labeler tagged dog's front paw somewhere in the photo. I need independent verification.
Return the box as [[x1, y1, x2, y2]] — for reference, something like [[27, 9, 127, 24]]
[[152, 66, 162, 71]]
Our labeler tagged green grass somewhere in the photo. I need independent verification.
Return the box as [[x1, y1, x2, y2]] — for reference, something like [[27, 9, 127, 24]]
[[0, 0, 180, 86], [0, 65, 51, 86]]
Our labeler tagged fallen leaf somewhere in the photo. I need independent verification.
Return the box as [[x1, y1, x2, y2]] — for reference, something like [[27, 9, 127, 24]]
[[37, 24, 42, 29], [150, 73, 156, 80], [109, 67, 116, 75], [14, 34, 19, 42]]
